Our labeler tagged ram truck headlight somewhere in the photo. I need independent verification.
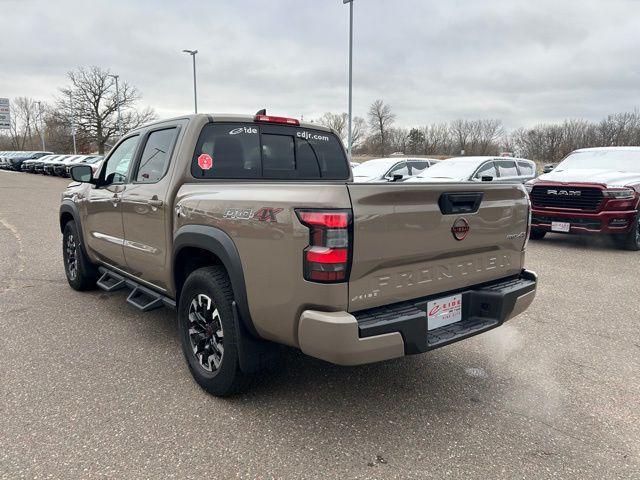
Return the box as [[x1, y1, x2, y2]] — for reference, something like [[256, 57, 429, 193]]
[[603, 188, 635, 199]]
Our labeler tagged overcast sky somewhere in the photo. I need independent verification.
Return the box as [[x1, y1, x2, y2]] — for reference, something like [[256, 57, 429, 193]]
[[1, 0, 638, 129]]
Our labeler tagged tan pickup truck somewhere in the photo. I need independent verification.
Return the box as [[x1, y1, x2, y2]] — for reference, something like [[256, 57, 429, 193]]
[[60, 112, 537, 396]]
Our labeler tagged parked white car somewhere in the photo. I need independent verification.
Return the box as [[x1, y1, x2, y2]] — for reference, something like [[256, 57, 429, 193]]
[[406, 156, 536, 183], [352, 157, 439, 182]]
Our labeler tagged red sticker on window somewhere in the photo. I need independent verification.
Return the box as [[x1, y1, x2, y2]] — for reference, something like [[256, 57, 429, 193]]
[[197, 153, 213, 170]]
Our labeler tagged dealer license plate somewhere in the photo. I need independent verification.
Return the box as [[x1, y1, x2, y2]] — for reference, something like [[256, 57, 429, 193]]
[[427, 294, 462, 330], [551, 221, 570, 232]]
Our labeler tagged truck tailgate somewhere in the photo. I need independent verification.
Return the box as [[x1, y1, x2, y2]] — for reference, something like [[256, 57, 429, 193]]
[[347, 183, 529, 312]]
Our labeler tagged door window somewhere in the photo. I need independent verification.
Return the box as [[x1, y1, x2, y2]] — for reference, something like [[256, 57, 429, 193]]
[[407, 161, 429, 176], [103, 136, 139, 185], [474, 161, 498, 179], [135, 128, 178, 183], [387, 162, 410, 178], [495, 160, 518, 177], [517, 161, 535, 176]]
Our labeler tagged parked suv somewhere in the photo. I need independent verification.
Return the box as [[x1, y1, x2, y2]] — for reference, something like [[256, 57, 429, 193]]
[[408, 156, 536, 183], [60, 112, 536, 396], [352, 157, 438, 182], [526, 147, 640, 250]]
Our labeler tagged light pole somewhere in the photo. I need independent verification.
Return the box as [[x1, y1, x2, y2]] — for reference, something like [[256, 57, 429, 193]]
[[69, 92, 77, 154], [36, 101, 45, 150], [108, 74, 122, 137], [343, 0, 354, 159], [182, 49, 198, 113]]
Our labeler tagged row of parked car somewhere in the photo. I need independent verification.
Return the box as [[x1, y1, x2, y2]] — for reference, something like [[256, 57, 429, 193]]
[[351, 155, 537, 183], [0, 151, 104, 177]]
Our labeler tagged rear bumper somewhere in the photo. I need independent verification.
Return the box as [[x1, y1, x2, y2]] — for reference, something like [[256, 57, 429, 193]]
[[297, 270, 537, 366], [531, 209, 637, 234]]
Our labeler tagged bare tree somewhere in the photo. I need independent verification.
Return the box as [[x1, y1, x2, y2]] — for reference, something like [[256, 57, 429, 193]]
[[387, 127, 409, 154], [56, 66, 155, 154], [351, 116, 367, 150], [423, 123, 451, 155], [367, 99, 395, 156], [7, 97, 39, 150], [450, 119, 473, 155], [476, 119, 504, 155]]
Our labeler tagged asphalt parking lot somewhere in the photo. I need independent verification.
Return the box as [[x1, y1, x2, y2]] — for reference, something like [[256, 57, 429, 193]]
[[1, 170, 638, 479]]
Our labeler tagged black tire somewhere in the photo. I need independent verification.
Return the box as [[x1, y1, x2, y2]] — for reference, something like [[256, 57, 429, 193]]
[[529, 228, 546, 240], [617, 215, 640, 251], [178, 266, 251, 397], [62, 221, 98, 291]]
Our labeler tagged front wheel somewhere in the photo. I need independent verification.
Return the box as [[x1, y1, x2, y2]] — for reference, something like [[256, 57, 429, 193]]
[[529, 228, 546, 240], [178, 266, 251, 396], [62, 221, 98, 290]]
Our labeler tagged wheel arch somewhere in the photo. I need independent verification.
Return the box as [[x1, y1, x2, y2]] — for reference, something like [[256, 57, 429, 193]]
[[59, 201, 87, 251], [173, 225, 258, 338]]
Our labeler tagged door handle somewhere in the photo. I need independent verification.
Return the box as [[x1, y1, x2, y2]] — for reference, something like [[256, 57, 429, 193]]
[[147, 199, 163, 208]]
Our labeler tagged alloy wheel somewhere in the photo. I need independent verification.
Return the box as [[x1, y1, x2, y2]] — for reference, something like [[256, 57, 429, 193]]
[[188, 293, 224, 372], [65, 233, 78, 280]]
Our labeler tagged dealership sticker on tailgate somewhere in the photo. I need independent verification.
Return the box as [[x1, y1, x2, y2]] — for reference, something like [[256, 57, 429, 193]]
[[427, 294, 462, 330]]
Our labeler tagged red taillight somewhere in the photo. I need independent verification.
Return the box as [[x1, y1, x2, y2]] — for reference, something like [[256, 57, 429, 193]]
[[254, 114, 300, 126], [296, 211, 349, 228], [306, 247, 348, 264], [296, 209, 352, 283]]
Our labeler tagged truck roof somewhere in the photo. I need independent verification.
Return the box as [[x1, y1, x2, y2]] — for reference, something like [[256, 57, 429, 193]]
[[134, 113, 333, 134], [574, 146, 640, 153]]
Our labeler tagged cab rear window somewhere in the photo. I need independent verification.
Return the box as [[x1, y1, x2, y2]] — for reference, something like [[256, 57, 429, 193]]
[[191, 123, 349, 180]]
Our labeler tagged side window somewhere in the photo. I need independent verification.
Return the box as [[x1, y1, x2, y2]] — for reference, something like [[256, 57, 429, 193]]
[[474, 161, 497, 179], [517, 161, 535, 176], [407, 161, 429, 175], [103, 135, 139, 185], [192, 123, 261, 178], [496, 160, 519, 177], [135, 128, 178, 183], [387, 162, 410, 178]]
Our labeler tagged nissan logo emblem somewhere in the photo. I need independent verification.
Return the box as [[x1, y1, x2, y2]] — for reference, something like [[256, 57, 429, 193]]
[[452, 218, 470, 241]]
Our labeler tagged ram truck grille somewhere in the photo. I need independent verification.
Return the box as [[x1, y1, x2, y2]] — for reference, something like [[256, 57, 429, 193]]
[[530, 186, 603, 211]]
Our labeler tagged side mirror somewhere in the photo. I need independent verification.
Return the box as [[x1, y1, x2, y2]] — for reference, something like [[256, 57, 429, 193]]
[[481, 175, 494, 182], [391, 174, 404, 182], [542, 164, 555, 173], [70, 165, 94, 183]]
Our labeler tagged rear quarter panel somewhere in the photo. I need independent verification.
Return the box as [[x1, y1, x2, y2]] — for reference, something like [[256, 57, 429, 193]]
[[174, 183, 351, 347]]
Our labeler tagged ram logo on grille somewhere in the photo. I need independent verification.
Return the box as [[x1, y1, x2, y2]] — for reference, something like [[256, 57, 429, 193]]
[[547, 189, 581, 196]]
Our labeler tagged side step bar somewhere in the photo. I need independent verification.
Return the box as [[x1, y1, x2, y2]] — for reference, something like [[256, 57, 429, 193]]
[[97, 267, 176, 311]]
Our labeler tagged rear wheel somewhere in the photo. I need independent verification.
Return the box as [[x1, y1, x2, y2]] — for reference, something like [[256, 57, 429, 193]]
[[178, 266, 251, 396], [617, 215, 640, 251], [62, 221, 98, 290], [529, 228, 546, 240]]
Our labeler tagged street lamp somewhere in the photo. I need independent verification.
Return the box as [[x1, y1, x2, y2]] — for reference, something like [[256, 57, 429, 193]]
[[69, 92, 77, 154], [182, 49, 198, 113], [36, 101, 45, 150], [343, 0, 354, 159], [108, 74, 122, 137]]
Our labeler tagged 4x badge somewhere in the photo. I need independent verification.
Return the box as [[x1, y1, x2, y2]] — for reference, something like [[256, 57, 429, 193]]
[[223, 207, 283, 223]]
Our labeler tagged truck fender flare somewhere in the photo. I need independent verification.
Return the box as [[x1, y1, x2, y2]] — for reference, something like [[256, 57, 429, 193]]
[[172, 225, 259, 338], [59, 201, 88, 253]]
